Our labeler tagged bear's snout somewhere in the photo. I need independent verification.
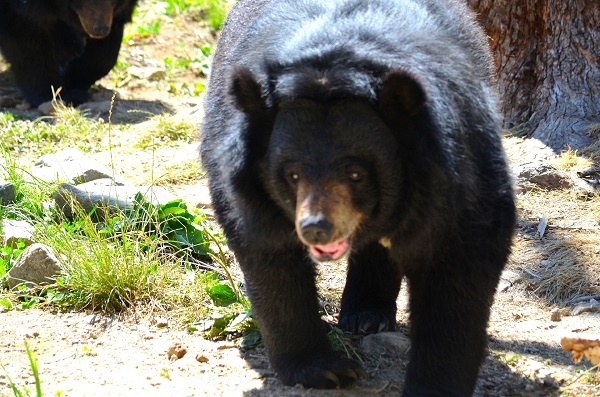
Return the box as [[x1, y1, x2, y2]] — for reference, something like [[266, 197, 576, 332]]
[[299, 214, 333, 245], [74, 5, 114, 39]]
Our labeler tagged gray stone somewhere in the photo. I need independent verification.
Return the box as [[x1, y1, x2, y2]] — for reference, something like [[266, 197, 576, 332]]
[[571, 299, 600, 316], [6, 243, 63, 289], [0, 180, 16, 205], [360, 332, 411, 358], [497, 269, 522, 293], [53, 181, 177, 220], [28, 148, 127, 185], [1, 219, 35, 248], [516, 164, 574, 191]]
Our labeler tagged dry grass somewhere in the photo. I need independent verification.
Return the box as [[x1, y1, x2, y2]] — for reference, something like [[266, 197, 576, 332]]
[[512, 185, 600, 305], [531, 230, 600, 303], [554, 146, 593, 172], [579, 140, 600, 165]]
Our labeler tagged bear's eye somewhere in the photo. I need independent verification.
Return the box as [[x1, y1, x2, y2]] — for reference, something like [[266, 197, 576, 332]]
[[348, 171, 361, 181], [287, 171, 300, 185], [346, 165, 366, 183]]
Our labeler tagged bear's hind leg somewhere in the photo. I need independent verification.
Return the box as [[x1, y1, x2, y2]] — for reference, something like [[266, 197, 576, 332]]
[[338, 242, 401, 334], [240, 246, 365, 388]]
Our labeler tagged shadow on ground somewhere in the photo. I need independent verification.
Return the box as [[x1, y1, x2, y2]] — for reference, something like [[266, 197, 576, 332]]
[[0, 69, 173, 125], [236, 333, 574, 397]]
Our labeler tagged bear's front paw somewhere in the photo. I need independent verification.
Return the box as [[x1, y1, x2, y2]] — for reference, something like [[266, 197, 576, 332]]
[[338, 310, 396, 334], [274, 355, 366, 388]]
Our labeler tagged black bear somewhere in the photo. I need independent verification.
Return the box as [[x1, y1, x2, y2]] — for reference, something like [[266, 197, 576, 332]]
[[0, 0, 138, 107], [201, 0, 516, 395]]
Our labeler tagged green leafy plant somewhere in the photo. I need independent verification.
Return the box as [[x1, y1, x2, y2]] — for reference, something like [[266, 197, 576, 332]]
[[0, 240, 26, 281]]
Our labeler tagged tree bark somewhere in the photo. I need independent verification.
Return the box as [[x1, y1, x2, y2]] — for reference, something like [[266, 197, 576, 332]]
[[468, 0, 600, 149]]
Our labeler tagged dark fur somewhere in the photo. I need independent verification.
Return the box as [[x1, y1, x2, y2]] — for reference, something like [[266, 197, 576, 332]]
[[0, 0, 137, 106], [201, 0, 516, 395]]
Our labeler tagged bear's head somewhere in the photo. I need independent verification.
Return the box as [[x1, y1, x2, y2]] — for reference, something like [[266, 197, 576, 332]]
[[230, 66, 426, 262]]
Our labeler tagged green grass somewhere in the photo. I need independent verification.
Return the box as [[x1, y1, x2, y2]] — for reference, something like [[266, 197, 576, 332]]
[[135, 114, 198, 149], [0, 104, 108, 156], [162, 0, 230, 30], [0, 148, 250, 333], [1, 341, 43, 397]]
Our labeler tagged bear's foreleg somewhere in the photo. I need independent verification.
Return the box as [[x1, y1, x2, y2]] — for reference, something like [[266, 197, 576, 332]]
[[403, 259, 500, 397], [61, 22, 126, 105], [239, 246, 366, 388]]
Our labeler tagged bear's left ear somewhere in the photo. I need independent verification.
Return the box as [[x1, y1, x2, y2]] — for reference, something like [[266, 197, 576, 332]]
[[378, 71, 426, 118], [229, 66, 267, 115]]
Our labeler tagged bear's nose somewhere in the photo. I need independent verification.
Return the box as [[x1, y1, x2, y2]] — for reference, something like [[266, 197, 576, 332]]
[[300, 215, 333, 245], [89, 24, 111, 39]]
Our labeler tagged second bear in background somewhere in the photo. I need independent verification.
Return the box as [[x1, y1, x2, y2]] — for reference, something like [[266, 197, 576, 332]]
[[0, 0, 138, 107]]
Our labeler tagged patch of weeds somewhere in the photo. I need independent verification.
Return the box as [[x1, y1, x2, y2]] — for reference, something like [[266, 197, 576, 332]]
[[0, 240, 26, 283], [184, 270, 256, 342], [0, 341, 43, 397], [122, 3, 162, 42], [495, 352, 521, 366], [554, 146, 593, 172], [0, 150, 56, 221], [0, 103, 108, 156], [156, 160, 204, 185], [118, 195, 221, 261], [39, 207, 168, 312], [161, 0, 231, 30], [108, 58, 133, 88], [198, 0, 230, 31], [159, 367, 171, 380], [81, 344, 97, 357], [135, 114, 197, 149], [329, 327, 363, 363], [26, 192, 226, 317]]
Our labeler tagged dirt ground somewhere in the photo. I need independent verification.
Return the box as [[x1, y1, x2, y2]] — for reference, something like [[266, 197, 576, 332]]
[[1, 4, 599, 397]]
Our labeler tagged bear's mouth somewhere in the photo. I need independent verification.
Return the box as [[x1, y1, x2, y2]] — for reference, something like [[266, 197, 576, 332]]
[[308, 238, 351, 262]]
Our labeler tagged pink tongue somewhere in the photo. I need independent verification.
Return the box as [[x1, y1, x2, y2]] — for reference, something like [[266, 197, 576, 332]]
[[310, 239, 349, 260]]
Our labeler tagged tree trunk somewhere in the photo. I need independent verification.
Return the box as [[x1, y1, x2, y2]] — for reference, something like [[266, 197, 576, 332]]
[[468, 0, 600, 150]]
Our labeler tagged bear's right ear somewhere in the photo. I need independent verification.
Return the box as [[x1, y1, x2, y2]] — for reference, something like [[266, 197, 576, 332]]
[[378, 71, 426, 119], [230, 66, 267, 115]]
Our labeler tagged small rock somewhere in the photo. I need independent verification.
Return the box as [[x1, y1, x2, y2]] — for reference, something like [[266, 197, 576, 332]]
[[37, 100, 58, 115], [28, 148, 127, 185], [360, 332, 411, 358], [167, 342, 187, 361], [154, 317, 169, 328], [0, 180, 16, 205], [77, 101, 112, 117], [571, 299, 600, 316], [15, 101, 32, 111], [6, 243, 63, 289], [497, 269, 522, 292], [517, 164, 574, 191], [195, 354, 209, 363], [126, 66, 167, 81], [1, 219, 35, 248]]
